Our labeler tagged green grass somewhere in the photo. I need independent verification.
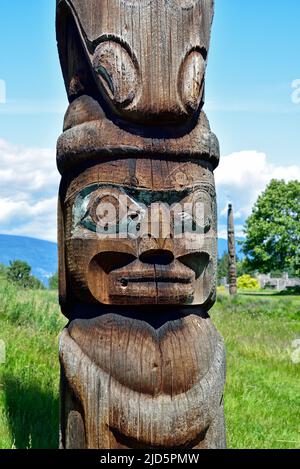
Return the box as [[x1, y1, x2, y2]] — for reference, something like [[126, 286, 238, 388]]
[[0, 281, 66, 449], [0, 281, 299, 449], [212, 293, 300, 449]]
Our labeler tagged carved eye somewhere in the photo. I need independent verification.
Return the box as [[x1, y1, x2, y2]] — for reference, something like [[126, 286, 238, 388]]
[[128, 210, 142, 222], [92, 40, 140, 109], [174, 211, 196, 234], [78, 188, 144, 235], [193, 192, 212, 233], [179, 49, 206, 113], [193, 208, 211, 233], [88, 194, 121, 231], [126, 205, 146, 236], [178, 212, 192, 222]]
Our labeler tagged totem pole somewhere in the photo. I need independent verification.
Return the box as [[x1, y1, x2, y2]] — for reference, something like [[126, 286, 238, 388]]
[[227, 204, 237, 296], [56, 0, 226, 449]]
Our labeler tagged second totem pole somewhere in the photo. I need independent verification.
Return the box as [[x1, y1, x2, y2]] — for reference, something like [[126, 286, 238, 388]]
[[56, 0, 226, 449], [228, 204, 237, 296]]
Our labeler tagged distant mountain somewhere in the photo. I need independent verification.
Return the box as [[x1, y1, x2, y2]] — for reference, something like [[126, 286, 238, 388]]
[[0, 234, 57, 286], [0, 234, 244, 286]]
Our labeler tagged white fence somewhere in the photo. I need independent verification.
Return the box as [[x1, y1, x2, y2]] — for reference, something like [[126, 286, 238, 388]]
[[257, 273, 300, 292]]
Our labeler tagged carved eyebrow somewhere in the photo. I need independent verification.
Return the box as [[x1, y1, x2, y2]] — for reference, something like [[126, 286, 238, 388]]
[[74, 183, 191, 202], [67, 184, 126, 204], [123, 187, 192, 205], [72, 183, 215, 205]]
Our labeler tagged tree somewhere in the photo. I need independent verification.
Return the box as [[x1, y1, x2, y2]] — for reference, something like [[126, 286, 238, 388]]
[[218, 252, 251, 285], [49, 271, 58, 290], [242, 180, 300, 276], [218, 253, 250, 284], [7, 260, 44, 289], [217, 253, 229, 284], [236, 258, 254, 277]]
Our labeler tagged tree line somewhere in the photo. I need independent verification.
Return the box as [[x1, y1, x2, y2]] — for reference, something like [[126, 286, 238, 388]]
[[0, 260, 58, 290], [218, 179, 300, 283], [0, 179, 299, 291]]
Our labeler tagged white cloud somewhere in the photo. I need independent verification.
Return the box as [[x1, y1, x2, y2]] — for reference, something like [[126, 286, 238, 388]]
[[0, 139, 299, 245], [0, 139, 59, 241], [218, 225, 246, 240], [216, 150, 300, 239]]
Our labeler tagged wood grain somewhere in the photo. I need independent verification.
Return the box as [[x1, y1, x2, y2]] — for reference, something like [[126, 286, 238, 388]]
[[56, 0, 214, 124], [60, 313, 226, 449], [56, 0, 226, 449]]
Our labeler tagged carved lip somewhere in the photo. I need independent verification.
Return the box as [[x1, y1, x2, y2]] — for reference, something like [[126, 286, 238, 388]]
[[117, 274, 193, 286], [111, 261, 195, 284], [111, 280, 195, 304], [109, 262, 196, 303]]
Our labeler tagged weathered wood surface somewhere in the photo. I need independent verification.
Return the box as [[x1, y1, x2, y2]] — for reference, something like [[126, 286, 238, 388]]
[[227, 204, 237, 296], [59, 157, 218, 309], [56, 0, 214, 124], [56, 0, 226, 449], [60, 313, 226, 449]]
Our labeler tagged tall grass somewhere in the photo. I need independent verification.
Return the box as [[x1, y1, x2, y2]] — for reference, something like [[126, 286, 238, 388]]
[[212, 293, 300, 449], [0, 281, 65, 448], [0, 280, 299, 448]]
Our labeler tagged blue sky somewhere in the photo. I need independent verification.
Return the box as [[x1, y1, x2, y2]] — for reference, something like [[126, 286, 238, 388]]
[[0, 0, 299, 241]]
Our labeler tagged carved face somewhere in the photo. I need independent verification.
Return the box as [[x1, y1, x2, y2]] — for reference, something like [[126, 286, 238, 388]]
[[61, 159, 217, 307], [56, 0, 215, 123]]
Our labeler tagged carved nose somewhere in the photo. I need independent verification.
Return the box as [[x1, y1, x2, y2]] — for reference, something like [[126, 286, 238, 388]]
[[139, 249, 174, 266]]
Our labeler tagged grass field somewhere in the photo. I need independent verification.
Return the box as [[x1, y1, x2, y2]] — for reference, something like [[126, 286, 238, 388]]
[[0, 280, 299, 449]]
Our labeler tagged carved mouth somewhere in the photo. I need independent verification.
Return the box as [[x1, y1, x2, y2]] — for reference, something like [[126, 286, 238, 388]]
[[118, 275, 192, 286], [110, 264, 195, 304], [87, 254, 212, 305]]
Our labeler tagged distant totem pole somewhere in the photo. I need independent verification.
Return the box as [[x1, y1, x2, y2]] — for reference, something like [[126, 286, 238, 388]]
[[227, 204, 237, 295], [56, 0, 226, 449]]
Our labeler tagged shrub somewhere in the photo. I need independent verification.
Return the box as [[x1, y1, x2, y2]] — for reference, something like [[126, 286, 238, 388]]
[[7, 260, 44, 290], [237, 274, 260, 291], [280, 285, 300, 296]]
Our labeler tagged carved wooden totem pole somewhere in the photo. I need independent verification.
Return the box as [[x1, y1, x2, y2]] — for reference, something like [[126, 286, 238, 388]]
[[56, 0, 226, 449], [227, 204, 237, 296]]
